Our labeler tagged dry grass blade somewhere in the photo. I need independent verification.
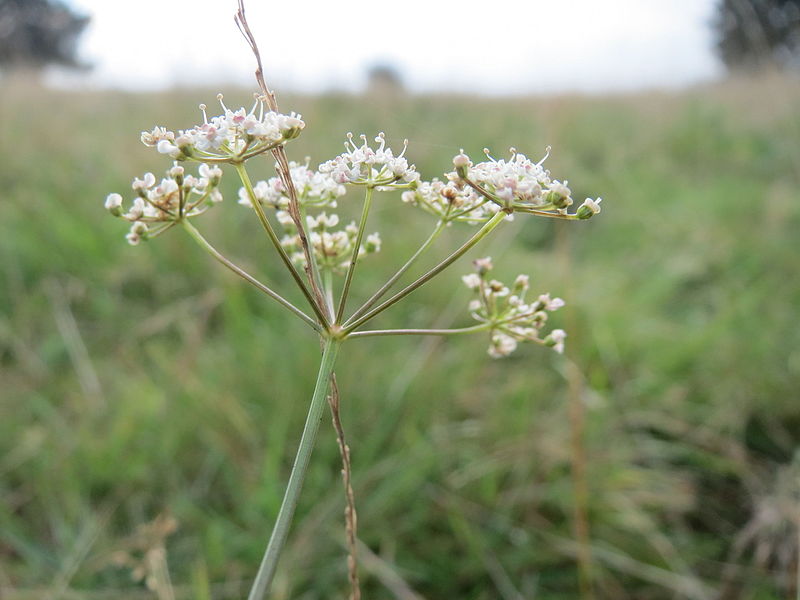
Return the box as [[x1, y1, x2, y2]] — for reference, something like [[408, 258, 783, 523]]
[[328, 375, 362, 600], [356, 540, 426, 600], [234, 0, 328, 319], [45, 278, 104, 409]]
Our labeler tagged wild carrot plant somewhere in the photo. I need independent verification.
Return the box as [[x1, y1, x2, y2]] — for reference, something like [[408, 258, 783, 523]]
[[103, 3, 602, 598]]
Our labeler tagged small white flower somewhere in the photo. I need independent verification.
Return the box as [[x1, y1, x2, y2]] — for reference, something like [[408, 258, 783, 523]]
[[104, 193, 123, 214], [537, 293, 565, 311], [276, 210, 295, 228], [132, 172, 156, 192], [125, 197, 145, 220], [547, 329, 567, 354], [140, 126, 174, 147], [364, 232, 381, 253], [488, 333, 518, 358], [488, 280, 509, 297], [125, 221, 149, 246], [473, 256, 493, 274], [156, 139, 181, 158], [452, 151, 471, 169], [461, 273, 481, 289], [576, 197, 602, 219]]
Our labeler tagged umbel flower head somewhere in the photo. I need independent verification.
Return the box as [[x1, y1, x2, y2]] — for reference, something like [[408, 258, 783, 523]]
[[105, 162, 223, 245], [447, 147, 602, 220], [238, 160, 346, 210], [278, 211, 381, 273], [319, 132, 419, 187], [462, 257, 567, 358], [401, 178, 497, 224], [141, 94, 304, 162]]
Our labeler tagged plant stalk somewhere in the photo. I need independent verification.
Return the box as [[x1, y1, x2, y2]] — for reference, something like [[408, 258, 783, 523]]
[[336, 186, 374, 323], [181, 221, 319, 331], [344, 211, 507, 333], [235, 163, 329, 328], [247, 337, 341, 600], [348, 323, 492, 338], [345, 219, 446, 327]]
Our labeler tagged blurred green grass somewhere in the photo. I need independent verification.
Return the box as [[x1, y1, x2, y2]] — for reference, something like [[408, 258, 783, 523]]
[[1, 75, 799, 599]]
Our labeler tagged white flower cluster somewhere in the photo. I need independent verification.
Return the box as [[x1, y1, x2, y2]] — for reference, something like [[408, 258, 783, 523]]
[[462, 257, 566, 358], [401, 177, 499, 224], [238, 160, 346, 210], [450, 148, 602, 218], [141, 94, 304, 161], [278, 211, 381, 273], [319, 133, 419, 187], [104, 163, 223, 245]]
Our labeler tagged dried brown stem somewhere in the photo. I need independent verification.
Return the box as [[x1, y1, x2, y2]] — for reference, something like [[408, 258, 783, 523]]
[[235, 0, 328, 320], [327, 374, 362, 600]]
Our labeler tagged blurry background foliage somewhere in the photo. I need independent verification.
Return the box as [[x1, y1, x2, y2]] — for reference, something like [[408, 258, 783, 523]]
[[0, 0, 89, 75], [1, 1, 800, 599]]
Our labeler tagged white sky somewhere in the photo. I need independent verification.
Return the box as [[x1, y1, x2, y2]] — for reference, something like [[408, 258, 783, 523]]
[[62, 0, 723, 95]]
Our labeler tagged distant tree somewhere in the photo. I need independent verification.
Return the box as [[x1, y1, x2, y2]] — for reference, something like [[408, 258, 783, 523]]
[[366, 63, 405, 95], [0, 0, 90, 73], [714, 0, 800, 70]]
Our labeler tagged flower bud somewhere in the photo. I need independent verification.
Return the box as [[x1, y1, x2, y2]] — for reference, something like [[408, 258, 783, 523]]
[[544, 329, 567, 353], [401, 190, 417, 204], [126, 221, 149, 246], [472, 256, 493, 275], [512, 274, 529, 293], [576, 198, 602, 219], [545, 181, 572, 208], [104, 193, 123, 217], [452, 151, 471, 179], [461, 273, 481, 289], [169, 163, 184, 184], [364, 232, 381, 253]]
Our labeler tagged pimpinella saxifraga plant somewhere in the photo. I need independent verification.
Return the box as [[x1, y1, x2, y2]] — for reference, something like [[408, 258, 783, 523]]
[[103, 3, 602, 598]]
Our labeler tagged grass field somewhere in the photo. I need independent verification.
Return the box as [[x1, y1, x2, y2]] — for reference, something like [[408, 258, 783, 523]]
[[1, 74, 800, 599]]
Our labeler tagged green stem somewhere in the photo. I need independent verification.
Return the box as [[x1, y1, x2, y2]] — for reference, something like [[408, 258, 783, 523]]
[[336, 186, 374, 323], [235, 163, 329, 328], [344, 219, 447, 328], [344, 211, 507, 333], [514, 207, 580, 220], [323, 269, 335, 318], [348, 323, 492, 338], [247, 337, 341, 600], [181, 221, 319, 331]]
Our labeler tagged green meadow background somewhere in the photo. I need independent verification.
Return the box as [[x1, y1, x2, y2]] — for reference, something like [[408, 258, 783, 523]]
[[1, 75, 799, 599]]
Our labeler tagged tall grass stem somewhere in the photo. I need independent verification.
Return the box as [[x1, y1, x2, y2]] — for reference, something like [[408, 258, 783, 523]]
[[247, 337, 341, 600]]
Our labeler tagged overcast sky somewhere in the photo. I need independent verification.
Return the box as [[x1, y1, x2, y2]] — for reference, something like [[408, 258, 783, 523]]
[[63, 0, 723, 95]]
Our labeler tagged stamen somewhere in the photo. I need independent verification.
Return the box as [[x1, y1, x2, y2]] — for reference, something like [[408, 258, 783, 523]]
[[199, 104, 208, 124], [537, 146, 551, 165]]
